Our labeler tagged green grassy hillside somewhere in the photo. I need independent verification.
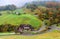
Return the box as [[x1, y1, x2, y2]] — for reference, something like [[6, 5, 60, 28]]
[[0, 14, 42, 29]]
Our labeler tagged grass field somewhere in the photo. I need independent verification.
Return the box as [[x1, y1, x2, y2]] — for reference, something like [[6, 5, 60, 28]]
[[0, 31, 60, 39]]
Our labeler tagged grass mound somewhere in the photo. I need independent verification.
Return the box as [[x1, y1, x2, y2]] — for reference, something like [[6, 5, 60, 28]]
[[0, 14, 42, 29]]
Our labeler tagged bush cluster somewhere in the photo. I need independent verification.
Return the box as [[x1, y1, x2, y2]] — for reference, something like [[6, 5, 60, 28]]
[[0, 24, 17, 32]]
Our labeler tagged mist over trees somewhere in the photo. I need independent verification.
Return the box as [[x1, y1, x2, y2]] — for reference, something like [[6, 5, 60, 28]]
[[25, 1, 60, 8], [0, 4, 17, 11]]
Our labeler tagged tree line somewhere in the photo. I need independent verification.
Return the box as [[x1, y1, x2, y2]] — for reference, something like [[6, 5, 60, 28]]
[[0, 4, 17, 11], [24, 2, 60, 26]]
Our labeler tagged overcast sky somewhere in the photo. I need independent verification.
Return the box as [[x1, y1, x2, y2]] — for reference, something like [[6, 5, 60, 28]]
[[0, 0, 60, 7]]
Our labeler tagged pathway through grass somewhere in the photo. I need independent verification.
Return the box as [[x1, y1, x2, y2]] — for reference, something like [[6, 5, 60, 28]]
[[0, 31, 60, 39]]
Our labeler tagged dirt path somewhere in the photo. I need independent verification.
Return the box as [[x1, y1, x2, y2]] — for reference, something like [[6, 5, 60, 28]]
[[0, 22, 60, 36]]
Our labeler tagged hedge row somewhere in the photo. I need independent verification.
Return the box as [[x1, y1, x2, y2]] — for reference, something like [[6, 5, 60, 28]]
[[0, 24, 17, 32]]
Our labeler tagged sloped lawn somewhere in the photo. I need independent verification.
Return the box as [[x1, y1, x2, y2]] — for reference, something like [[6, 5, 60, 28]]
[[0, 14, 42, 29]]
